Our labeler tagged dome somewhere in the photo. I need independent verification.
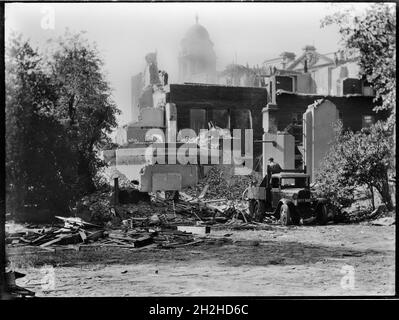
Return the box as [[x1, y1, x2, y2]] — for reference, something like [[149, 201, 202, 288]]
[[182, 15, 213, 46], [185, 23, 210, 41]]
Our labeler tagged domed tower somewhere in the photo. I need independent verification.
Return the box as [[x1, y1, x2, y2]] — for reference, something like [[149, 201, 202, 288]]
[[178, 15, 217, 84]]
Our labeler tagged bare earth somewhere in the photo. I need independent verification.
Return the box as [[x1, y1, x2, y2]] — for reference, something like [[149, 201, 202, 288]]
[[8, 223, 395, 296]]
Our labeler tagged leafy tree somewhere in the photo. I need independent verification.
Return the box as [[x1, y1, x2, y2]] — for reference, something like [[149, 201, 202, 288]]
[[314, 122, 356, 209], [5, 32, 120, 220], [321, 3, 396, 211], [5, 35, 76, 217], [48, 31, 120, 194], [315, 121, 394, 211], [322, 3, 396, 125]]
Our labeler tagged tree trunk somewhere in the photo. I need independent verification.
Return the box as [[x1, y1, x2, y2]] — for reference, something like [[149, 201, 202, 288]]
[[376, 174, 393, 211], [369, 184, 375, 210], [77, 153, 95, 194]]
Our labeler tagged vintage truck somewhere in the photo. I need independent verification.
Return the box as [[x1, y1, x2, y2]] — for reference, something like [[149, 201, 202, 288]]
[[245, 166, 332, 226]]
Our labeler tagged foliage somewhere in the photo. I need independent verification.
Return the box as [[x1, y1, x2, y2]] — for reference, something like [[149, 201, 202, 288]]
[[48, 31, 120, 193], [321, 3, 396, 126], [314, 122, 356, 208], [315, 120, 394, 210], [6, 35, 75, 216], [5, 32, 120, 219]]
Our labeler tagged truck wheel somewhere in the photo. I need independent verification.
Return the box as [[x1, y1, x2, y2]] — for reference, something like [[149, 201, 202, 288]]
[[316, 204, 329, 225], [280, 204, 292, 226], [291, 209, 301, 225]]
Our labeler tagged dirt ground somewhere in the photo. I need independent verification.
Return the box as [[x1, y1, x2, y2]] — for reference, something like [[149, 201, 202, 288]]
[[7, 223, 395, 296]]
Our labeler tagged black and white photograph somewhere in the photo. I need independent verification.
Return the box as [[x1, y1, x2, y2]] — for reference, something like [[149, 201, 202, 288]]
[[1, 1, 396, 302]]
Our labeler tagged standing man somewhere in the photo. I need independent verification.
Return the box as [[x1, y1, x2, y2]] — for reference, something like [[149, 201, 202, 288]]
[[163, 71, 168, 85], [268, 157, 282, 174]]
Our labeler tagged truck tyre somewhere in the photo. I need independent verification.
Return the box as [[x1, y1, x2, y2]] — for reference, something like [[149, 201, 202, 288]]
[[280, 204, 292, 226], [291, 208, 301, 225], [316, 204, 329, 225]]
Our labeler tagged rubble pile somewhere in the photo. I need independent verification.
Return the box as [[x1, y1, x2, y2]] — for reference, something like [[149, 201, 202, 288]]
[[76, 190, 114, 223], [6, 216, 107, 249], [97, 228, 207, 249], [74, 186, 252, 228], [153, 191, 251, 224], [76, 189, 152, 225], [183, 165, 262, 201], [5, 217, 235, 251]]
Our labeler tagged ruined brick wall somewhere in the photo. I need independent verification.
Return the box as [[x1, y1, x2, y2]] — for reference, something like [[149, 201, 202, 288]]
[[166, 84, 268, 165], [275, 92, 388, 133]]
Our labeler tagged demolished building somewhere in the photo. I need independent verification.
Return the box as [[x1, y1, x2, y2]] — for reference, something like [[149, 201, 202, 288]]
[[115, 17, 387, 190]]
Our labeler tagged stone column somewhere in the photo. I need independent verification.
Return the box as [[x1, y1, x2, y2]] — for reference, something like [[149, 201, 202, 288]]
[[262, 103, 279, 134], [262, 132, 295, 177], [303, 99, 339, 182]]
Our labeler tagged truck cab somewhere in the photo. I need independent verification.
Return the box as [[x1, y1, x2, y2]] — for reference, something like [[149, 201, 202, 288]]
[[247, 168, 330, 226]]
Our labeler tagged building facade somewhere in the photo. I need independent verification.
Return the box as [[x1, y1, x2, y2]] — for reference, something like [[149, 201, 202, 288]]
[[262, 45, 374, 97]]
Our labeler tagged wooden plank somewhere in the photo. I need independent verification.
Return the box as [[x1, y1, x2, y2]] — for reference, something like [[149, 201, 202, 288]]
[[198, 184, 209, 199], [108, 238, 132, 245], [132, 235, 153, 248], [58, 233, 84, 245], [30, 233, 53, 245], [86, 230, 104, 241], [40, 235, 68, 247], [240, 210, 248, 223], [79, 231, 87, 242], [109, 234, 137, 242], [177, 226, 211, 235]]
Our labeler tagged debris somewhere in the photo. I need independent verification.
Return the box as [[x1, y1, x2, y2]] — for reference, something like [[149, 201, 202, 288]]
[[55, 215, 100, 228], [6, 216, 107, 249], [370, 216, 395, 226], [86, 230, 105, 242], [368, 205, 387, 220], [79, 231, 87, 242], [40, 235, 69, 248], [183, 165, 262, 201], [198, 184, 209, 199], [149, 214, 161, 225], [131, 235, 154, 248], [177, 226, 211, 235]]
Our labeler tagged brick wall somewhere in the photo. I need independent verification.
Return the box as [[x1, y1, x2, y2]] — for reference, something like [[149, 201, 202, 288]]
[[166, 84, 268, 163], [275, 92, 388, 133]]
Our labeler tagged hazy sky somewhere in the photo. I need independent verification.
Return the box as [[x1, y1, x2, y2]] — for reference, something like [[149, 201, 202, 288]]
[[5, 2, 371, 126]]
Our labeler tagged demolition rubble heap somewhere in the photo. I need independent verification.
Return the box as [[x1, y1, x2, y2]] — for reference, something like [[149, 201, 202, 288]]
[[183, 165, 262, 200], [5, 167, 271, 252], [75, 165, 266, 227]]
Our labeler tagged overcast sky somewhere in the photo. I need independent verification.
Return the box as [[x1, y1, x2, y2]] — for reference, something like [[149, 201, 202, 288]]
[[5, 2, 371, 126]]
